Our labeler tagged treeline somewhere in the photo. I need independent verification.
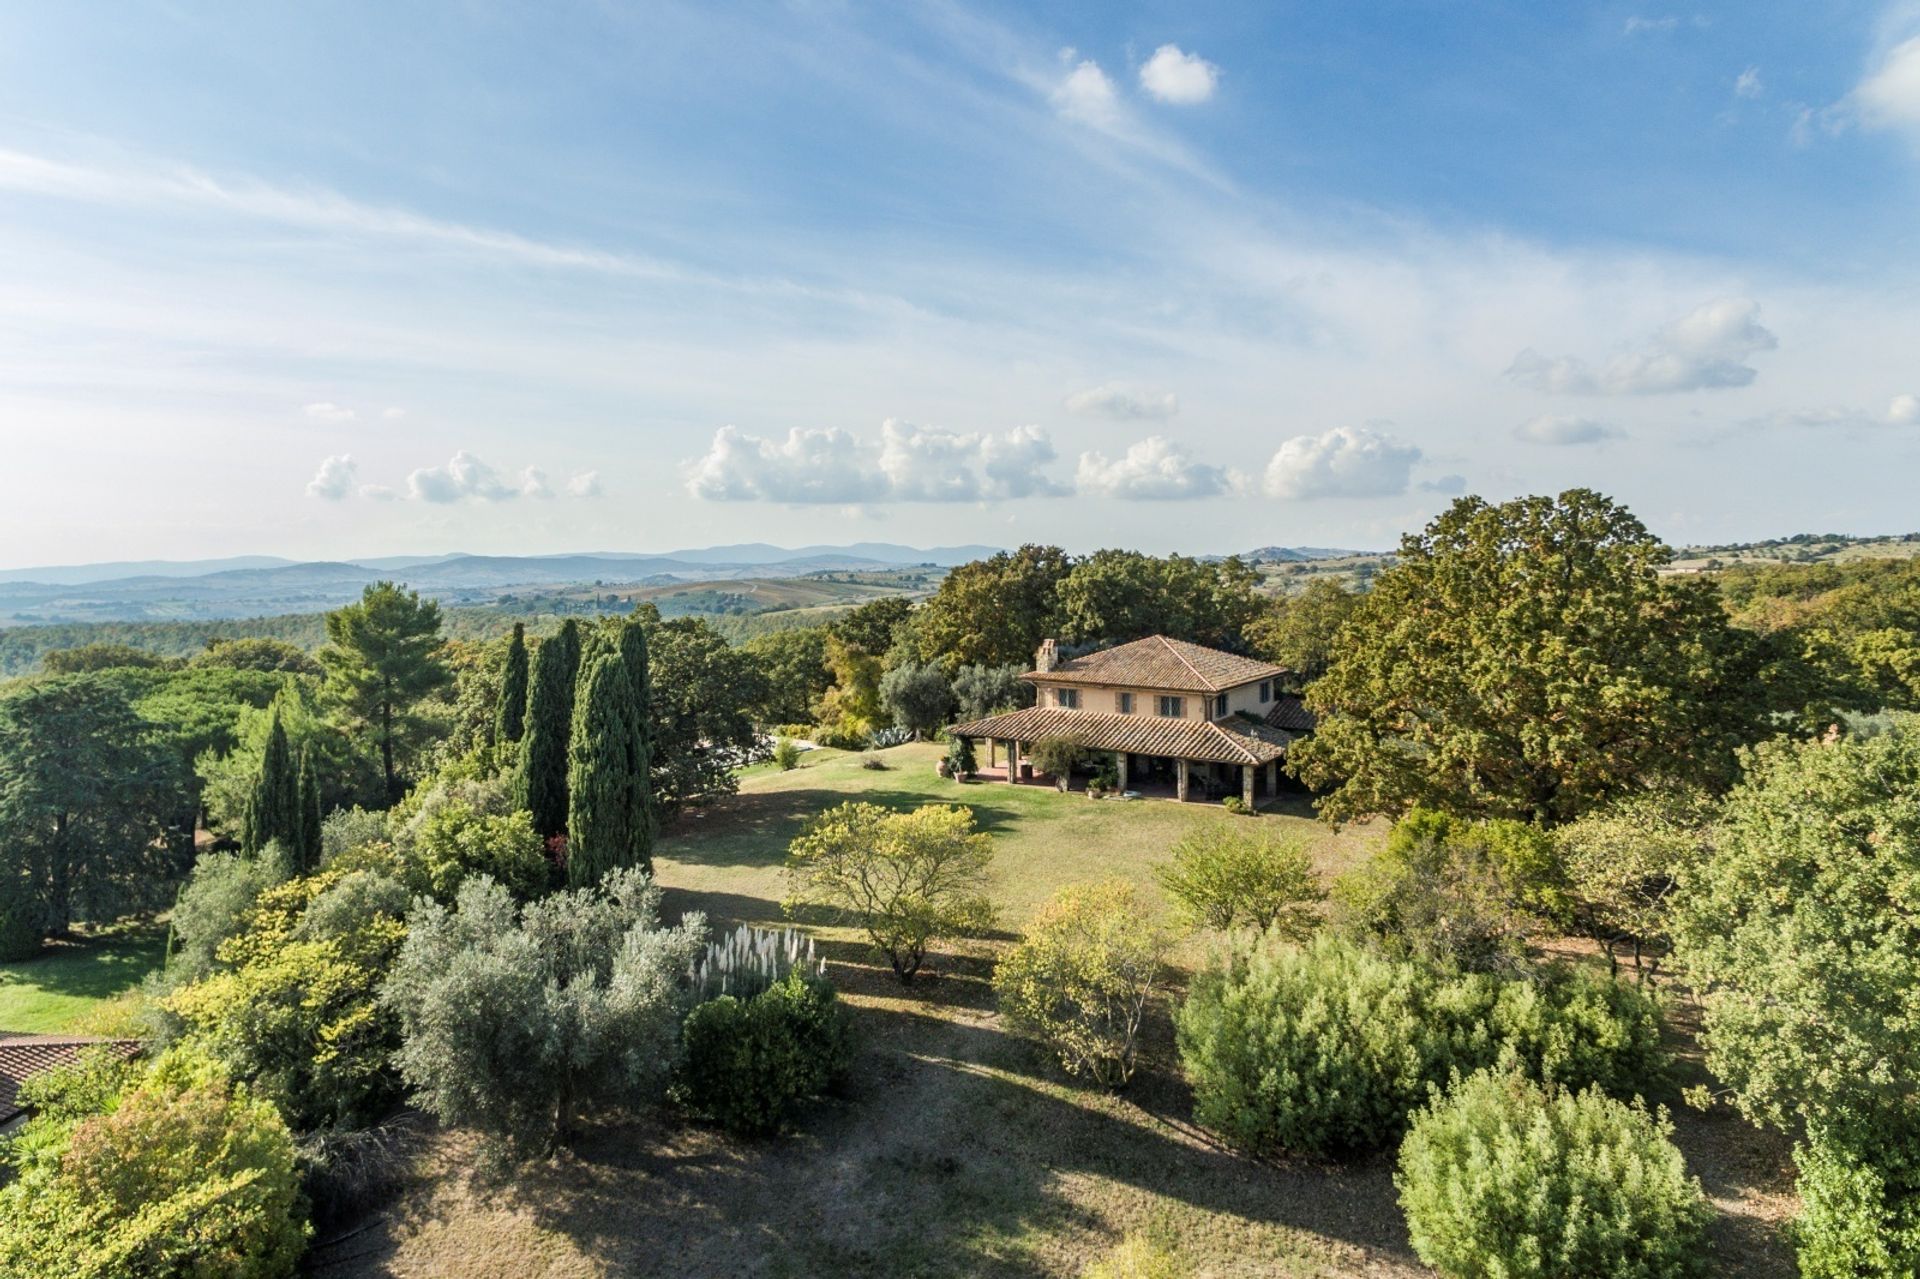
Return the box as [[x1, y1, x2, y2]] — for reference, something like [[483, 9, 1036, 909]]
[[0, 608, 574, 677]]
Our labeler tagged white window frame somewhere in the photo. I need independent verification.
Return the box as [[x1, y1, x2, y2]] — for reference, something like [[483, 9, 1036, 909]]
[[1057, 687, 1080, 709]]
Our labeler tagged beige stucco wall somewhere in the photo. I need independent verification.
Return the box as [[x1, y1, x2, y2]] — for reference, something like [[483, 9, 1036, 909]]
[[1030, 676, 1276, 723]]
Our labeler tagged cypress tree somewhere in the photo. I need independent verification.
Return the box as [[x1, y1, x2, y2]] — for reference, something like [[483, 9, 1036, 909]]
[[495, 622, 529, 745], [244, 706, 298, 855], [558, 618, 583, 693], [617, 621, 656, 870], [567, 652, 640, 888], [294, 747, 323, 873], [516, 634, 575, 839]]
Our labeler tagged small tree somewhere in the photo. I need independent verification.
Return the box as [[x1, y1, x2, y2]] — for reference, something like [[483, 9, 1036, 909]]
[[1553, 793, 1705, 983], [381, 869, 705, 1155], [243, 705, 299, 855], [293, 747, 323, 873], [317, 582, 452, 803], [1028, 733, 1084, 790], [784, 802, 995, 982], [951, 663, 1029, 720], [945, 735, 977, 780], [1155, 824, 1324, 936], [773, 738, 803, 771], [994, 880, 1169, 1088], [1396, 1071, 1709, 1279]]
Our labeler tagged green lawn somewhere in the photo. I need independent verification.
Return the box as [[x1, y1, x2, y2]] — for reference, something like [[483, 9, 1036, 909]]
[[657, 740, 1383, 948], [0, 922, 167, 1034]]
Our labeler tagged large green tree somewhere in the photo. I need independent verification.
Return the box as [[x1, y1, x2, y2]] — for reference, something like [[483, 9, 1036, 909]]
[[567, 652, 646, 886], [646, 617, 762, 814], [1672, 726, 1920, 1275], [516, 632, 576, 839], [1057, 550, 1262, 652], [316, 582, 452, 803], [1245, 577, 1361, 686], [616, 620, 655, 857], [740, 627, 833, 726], [830, 596, 914, 657], [0, 674, 191, 942], [494, 622, 530, 745], [913, 544, 1070, 669], [1291, 490, 1772, 825]]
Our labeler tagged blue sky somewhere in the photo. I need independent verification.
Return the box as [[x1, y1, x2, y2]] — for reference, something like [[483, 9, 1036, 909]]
[[1, 1, 1917, 565]]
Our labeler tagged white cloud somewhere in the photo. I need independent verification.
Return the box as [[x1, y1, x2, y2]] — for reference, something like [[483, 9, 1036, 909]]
[[360, 483, 397, 501], [685, 421, 1066, 503], [406, 450, 520, 503], [1419, 474, 1467, 495], [1052, 59, 1122, 128], [1514, 414, 1624, 445], [567, 470, 603, 498], [381, 406, 406, 420], [303, 401, 356, 422], [1735, 66, 1764, 99], [1263, 426, 1421, 499], [1856, 36, 1920, 132], [520, 466, 553, 499], [1139, 45, 1220, 104], [1623, 16, 1682, 34], [1064, 383, 1179, 420], [1507, 297, 1777, 395], [304, 454, 357, 500], [1076, 436, 1230, 500], [1890, 393, 1920, 424]]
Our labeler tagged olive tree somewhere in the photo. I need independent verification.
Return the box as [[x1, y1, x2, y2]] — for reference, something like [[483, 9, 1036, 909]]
[[1154, 823, 1324, 936], [382, 868, 705, 1155]]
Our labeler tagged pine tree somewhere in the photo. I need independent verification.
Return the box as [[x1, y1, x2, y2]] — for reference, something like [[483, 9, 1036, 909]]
[[294, 747, 323, 873], [567, 652, 641, 887], [244, 706, 298, 855], [495, 622, 530, 745], [617, 621, 656, 870], [516, 634, 576, 839]]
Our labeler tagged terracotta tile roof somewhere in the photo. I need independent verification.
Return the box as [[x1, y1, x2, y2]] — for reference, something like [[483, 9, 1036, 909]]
[[949, 705, 1294, 767], [1025, 636, 1287, 694], [1264, 694, 1316, 733], [0, 1034, 142, 1125]]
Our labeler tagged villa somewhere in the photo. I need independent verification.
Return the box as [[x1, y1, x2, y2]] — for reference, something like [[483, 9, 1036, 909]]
[[947, 635, 1313, 807]]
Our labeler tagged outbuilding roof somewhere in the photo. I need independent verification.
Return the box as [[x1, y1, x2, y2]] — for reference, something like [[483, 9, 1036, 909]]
[[1025, 635, 1287, 694], [0, 1034, 142, 1126], [949, 705, 1297, 767]]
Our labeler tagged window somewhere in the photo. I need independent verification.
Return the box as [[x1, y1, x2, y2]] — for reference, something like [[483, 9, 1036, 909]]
[[1259, 680, 1272, 703], [1214, 694, 1229, 718], [1056, 687, 1080, 709], [1157, 695, 1184, 718], [1116, 691, 1134, 714]]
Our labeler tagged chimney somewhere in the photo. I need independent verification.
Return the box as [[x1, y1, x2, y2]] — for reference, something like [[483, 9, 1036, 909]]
[[1035, 638, 1058, 673]]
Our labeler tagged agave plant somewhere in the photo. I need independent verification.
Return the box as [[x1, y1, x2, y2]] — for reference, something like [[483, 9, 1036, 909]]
[[867, 726, 913, 749], [690, 923, 827, 1002]]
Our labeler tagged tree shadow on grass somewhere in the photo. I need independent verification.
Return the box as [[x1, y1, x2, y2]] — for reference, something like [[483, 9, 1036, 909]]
[[413, 984, 1426, 1279], [660, 788, 1033, 873], [0, 921, 167, 1006]]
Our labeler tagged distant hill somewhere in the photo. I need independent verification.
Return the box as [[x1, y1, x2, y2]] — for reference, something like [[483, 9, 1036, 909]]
[[1237, 546, 1374, 563], [0, 545, 984, 626]]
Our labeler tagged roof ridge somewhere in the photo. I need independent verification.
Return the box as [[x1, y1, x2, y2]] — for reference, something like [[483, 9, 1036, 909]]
[[1155, 635, 1215, 689]]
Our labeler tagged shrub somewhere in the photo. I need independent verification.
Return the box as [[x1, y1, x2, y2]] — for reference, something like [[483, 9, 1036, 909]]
[[784, 802, 996, 983], [164, 864, 410, 1130], [1177, 934, 1439, 1156], [860, 750, 889, 771], [945, 735, 977, 779], [1155, 825, 1324, 937], [1220, 795, 1250, 815], [996, 881, 1170, 1089], [773, 738, 803, 771], [676, 971, 852, 1135], [1553, 793, 1706, 983], [1396, 1071, 1709, 1279], [1335, 807, 1564, 973], [382, 869, 705, 1155], [0, 1048, 309, 1279], [1029, 733, 1084, 789], [320, 805, 389, 862], [692, 923, 825, 1002], [164, 849, 288, 985], [1792, 1134, 1920, 1279], [1175, 934, 1670, 1158], [402, 801, 549, 902]]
